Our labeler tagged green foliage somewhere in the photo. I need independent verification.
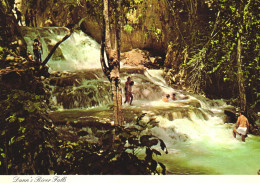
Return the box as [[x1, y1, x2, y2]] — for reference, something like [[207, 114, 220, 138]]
[[0, 88, 57, 174], [54, 114, 167, 175], [124, 24, 134, 33], [163, 0, 259, 110], [184, 48, 209, 94], [204, 0, 259, 106], [145, 26, 162, 42]]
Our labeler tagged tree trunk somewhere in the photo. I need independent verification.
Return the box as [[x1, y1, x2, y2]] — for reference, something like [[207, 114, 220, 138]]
[[237, 33, 247, 113], [236, 0, 251, 114], [101, 0, 123, 125], [41, 28, 72, 66]]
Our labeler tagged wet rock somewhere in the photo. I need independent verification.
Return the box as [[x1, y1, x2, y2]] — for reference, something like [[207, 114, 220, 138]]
[[181, 99, 201, 108], [120, 48, 162, 69], [1, 71, 22, 89], [224, 109, 237, 123], [121, 49, 151, 67], [77, 130, 89, 136], [250, 124, 260, 135], [49, 77, 81, 87]]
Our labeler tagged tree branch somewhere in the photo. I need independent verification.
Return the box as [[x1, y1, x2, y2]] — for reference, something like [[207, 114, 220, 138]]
[[41, 17, 87, 66], [100, 11, 111, 80]]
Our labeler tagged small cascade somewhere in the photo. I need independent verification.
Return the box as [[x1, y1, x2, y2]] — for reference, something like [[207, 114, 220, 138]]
[[47, 70, 112, 109], [21, 27, 101, 72]]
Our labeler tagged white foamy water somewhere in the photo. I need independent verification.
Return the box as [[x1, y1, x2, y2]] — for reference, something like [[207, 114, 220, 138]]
[[22, 27, 101, 72]]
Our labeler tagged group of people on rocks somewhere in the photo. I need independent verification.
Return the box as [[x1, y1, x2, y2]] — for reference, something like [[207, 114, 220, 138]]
[[14, 7, 37, 27]]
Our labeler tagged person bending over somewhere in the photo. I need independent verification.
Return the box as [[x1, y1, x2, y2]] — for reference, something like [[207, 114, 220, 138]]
[[233, 111, 250, 142]]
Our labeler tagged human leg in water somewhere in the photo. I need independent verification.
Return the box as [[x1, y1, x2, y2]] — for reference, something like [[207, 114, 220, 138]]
[[129, 92, 133, 105], [124, 92, 129, 104]]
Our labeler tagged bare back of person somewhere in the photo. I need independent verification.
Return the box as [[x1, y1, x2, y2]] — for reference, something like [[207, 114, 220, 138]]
[[233, 113, 250, 142], [237, 115, 249, 127]]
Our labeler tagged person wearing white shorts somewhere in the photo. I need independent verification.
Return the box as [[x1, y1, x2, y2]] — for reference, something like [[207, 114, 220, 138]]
[[233, 111, 250, 142]]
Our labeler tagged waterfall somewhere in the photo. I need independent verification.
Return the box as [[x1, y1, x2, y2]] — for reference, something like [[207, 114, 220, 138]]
[[21, 27, 101, 72], [22, 27, 260, 175]]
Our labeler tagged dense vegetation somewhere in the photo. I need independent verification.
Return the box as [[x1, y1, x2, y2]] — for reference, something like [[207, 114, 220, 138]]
[[0, 0, 259, 175]]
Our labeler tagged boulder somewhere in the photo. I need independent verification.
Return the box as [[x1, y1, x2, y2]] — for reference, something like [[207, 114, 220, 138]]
[[121, 49, 151, 66], [224, 109, 237, 123]]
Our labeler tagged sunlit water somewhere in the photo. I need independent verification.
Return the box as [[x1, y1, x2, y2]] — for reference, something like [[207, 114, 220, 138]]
[[22, 27, 101, 71], [22, 27, 260, 175]]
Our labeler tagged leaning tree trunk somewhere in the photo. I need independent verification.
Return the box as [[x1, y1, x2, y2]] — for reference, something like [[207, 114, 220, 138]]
[[100, 0, 123, 125], [41, 28, 72, 66], [41, 18, 86, 67]]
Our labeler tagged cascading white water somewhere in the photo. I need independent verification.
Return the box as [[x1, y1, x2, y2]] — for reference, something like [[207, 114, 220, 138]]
[[22, 27, 260, 175], [140, 71, 260, 175], [22, 27, 101, 72]]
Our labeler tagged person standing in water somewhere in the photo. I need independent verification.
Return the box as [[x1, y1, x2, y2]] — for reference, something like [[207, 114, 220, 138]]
[[124, 76, 134, 105], [124, 76, 131, 104], [128, 81, 134, 105], [233, 111, 250, 142]]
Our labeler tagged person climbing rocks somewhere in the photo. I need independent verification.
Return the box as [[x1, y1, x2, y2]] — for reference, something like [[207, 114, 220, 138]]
[[124, 76, 134, 105], [33, 38, 40, 63], [37, 38, 43, 62], [162, 94, 170, 102], [15, 7, 23, 26], [171, 93, 177, 101], [233, 111, 250, 142]]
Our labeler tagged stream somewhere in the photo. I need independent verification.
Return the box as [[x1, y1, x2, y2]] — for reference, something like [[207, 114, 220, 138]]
[[21, 27, 260, 175]]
